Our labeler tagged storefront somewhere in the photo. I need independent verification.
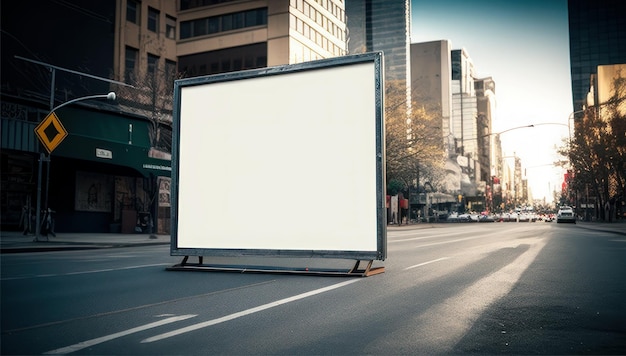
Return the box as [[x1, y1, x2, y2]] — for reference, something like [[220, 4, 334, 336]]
[[1, 101, 172, 234]]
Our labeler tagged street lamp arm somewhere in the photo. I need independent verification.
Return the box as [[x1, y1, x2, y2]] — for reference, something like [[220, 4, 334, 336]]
[[481, 124, 534, 138], [532, 122, 569, 128], [50, 92, 116, 113]]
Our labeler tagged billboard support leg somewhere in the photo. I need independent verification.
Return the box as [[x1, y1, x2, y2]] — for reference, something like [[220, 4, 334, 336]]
[[348, 260, 385, 277], [167, 257, 384, 277], [178, 256, 203, 266]]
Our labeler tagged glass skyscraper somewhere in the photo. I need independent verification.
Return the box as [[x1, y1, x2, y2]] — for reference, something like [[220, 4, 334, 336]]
[[346, 0, 411, 85], [568, 0, 626, 111]]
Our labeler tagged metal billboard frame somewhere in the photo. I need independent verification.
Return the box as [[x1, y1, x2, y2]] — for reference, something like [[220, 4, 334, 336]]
[[169, 52, 386, 276]]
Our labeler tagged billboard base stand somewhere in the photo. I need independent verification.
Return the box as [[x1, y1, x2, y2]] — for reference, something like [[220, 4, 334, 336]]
[[348, 259, 385, 276], [167, 256, 384, 277]]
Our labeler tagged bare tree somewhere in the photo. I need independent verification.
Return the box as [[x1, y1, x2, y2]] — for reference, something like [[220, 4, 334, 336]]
[[111, 61, 181, 155]]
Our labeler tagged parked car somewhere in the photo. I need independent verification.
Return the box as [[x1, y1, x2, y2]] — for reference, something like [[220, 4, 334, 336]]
[[446, 212, 459, 222], [556, 206, 576, 223], [479, 214, 496, 222], [457, 213, 471, 222]]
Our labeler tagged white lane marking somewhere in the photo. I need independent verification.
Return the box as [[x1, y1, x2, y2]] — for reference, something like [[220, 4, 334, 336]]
[[1, 263, 171, 281], [390, 235, 439, 243], [404, 257, 450, 270], [44, 314, 197, 355], [390, 227, 512, 244], [141, 279, 361, 343], [391, 235, 484, 249], [65, 263, 172, 275]]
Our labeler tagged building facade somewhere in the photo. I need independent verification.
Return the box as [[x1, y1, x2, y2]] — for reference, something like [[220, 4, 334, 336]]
[[568, 0, 626, 112], [1, 0, 350, 233], [450, 49, 480, 198], [176, 0, 346, 76], [1, 0, 177, 234], [409, 40, 459, 209], [410, 40, 452, 150], [346, 0, 411, 85]]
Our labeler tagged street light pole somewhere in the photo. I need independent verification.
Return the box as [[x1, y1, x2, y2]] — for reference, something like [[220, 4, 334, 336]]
[[34, 92, 116, 241], [567, 109, 586, 144]]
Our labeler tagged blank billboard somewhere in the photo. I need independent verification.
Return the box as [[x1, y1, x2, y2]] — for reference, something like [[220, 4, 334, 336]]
[[171, 52, 385, 261]]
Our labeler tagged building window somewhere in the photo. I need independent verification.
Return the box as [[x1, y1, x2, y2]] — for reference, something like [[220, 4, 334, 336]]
[[148, 7, 159, 33], [148, 54, 159, 76], [180, 0, 240, 11], [222, 14, 233, 31], [127, 0, 139, 24], [178, 43, 267, 76], [233, 12, 244, 29], [165, 59, 177, 86], [125, 46, 138, 82], [180, 8, 268, 39], [166, 15, 176, 39], [208, 17, 219, 34]]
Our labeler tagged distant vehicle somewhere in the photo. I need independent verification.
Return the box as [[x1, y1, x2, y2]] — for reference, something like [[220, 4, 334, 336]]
[[446, 212, 459, 222], [458, 213, 472, 222], [556, 206, 576, 223], [479, 214, 495, 222]]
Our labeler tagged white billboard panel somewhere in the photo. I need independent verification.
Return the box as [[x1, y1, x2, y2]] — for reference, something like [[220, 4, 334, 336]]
[[171, 52, 385, 261]]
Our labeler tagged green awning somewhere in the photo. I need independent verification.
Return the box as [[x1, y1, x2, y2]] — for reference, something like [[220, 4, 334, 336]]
[[51, 133, 171, 178]]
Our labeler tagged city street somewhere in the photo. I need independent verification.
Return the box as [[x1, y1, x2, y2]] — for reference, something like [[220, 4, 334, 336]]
[[2, 223, 625, 355]]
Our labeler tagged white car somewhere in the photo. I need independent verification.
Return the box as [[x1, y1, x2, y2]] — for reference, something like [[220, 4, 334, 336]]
[[556, 207, 576, 223]]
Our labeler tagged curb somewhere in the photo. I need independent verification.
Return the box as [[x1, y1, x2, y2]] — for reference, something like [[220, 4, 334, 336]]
[[0, 240, 170, 254], [575, 222, 626, 237]]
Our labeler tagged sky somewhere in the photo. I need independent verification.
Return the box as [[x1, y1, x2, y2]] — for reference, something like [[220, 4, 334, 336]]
[[411, 0, 572, 204]]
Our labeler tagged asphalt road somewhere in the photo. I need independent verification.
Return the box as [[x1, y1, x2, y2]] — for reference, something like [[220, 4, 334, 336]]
[[1, 223, 625, 355]]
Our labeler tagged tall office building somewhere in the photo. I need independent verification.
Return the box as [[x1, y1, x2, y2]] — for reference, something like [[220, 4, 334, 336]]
[[410, 40, 460, 195], [474, 76, 495, 184], [450, 49, 477, 166], [568, 0, 626, 112], [346, 0, 411, 86], [410, 40, 452, 148]]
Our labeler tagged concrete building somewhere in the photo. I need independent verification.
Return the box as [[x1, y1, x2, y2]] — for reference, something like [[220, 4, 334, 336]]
[[409, 40, 459, 210], [450, 48, 480, 201], [1, 1, 175, 234], [176, 0, 347, 75], [410, 40, 452, 151], [410, 41, 500, 212], [474, 77, 495, 183], [1, 0, 348, 233]]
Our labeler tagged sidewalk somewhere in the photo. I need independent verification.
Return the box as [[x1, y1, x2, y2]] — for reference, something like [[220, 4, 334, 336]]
[[0, 230, 171, 254], [386, 220, 626, 235], [1, 220, 623, 254]]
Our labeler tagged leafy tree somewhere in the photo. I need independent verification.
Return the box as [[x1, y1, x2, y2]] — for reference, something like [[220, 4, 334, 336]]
[[385, 80, 445, 194], [560, 71, 626, 220]]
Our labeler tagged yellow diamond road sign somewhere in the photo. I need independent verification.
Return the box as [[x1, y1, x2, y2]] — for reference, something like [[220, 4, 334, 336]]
[[34, 112, 68, 154]]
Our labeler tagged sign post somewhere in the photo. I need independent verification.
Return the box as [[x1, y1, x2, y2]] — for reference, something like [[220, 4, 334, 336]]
[[33, 112, 67, 241], [32, 93, 116, 241]]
